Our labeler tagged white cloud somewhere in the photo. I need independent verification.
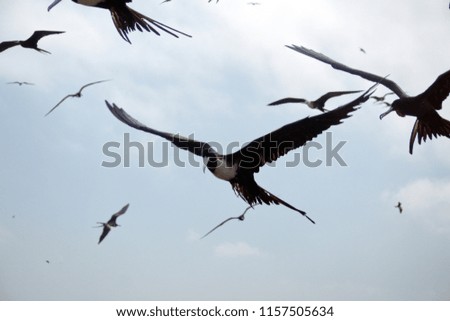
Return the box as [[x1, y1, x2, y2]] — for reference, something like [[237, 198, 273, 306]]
[[214, 241, 263, 258]]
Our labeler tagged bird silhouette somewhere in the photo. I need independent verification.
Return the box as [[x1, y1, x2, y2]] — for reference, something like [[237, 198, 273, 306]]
[[395, 202, 403, 214], [6, 81, 35, 86], [268, 90, 362, 112], [0, 30, 64, 54], [95, 203, 130, 244], [287, 45, 450, 154], [47, 0, 191, 43], [105, 85, 375, 225], [201, 206, 253, 239], [370, 92, 394, 103], [45, 80, 110, 116]]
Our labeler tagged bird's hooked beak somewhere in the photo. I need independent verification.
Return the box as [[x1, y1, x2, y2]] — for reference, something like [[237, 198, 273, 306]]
[[48, 0, 62, 11], [379, 106, 394, 120]]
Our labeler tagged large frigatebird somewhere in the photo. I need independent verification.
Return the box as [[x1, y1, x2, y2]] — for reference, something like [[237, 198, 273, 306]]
[[287, 45, 450, 154], [47, 0, 191, 43], [105, 86, 375, 224], [96, 203, 130, 244], [0, 30, 64, 54]]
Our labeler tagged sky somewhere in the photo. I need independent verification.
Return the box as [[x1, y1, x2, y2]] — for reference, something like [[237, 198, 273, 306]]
[[0, 0, 450, 301]]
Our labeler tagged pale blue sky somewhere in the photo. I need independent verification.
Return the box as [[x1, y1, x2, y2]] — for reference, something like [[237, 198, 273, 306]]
[[1, 0, 449, 300]]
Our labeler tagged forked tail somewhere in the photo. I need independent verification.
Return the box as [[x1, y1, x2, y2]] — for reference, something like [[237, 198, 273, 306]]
[[409, 111, 450, 154], [110, 5, 191, 43]]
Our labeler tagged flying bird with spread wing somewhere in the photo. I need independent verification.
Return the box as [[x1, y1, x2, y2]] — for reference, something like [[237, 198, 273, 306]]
[[287, 45, 450, 154], [6, 81, 35, 86], [105, 85, 375, 225], [47, 0, 191, 43], [370, 92, 394, 104], [268, 90, 362, 112], [95, 203, 130, 244], [201, 206, 253, 239], [0, 30, 64, 54], [45, 80, 109, 116], [395, 202, 403, 214]]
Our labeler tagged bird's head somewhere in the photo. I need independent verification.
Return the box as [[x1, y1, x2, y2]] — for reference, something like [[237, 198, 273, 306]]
[[380, 98, 405, 119], [48, 0, 62, 12]]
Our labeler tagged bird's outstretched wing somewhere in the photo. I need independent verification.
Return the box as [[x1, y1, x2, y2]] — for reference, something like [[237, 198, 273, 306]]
[[78, 79, 110, 93], [26, 30, 65, 44], [268, 97, 308, 106], [105, 101, 214, 157], [201, 206, 253, 239], [229, 85, 376, 172], [111, 203, 130, 220], [0, 41, 20, 53], [287, 45, 407, 98], [98, 225, 111, 244], [45, 95, 73, 117], [315, 90, 363, 107], [420, 69, 450, 110]]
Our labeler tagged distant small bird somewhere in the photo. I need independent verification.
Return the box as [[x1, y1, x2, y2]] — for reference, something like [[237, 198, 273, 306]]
[[209, 0, 219, 3], [95, 203, 130, 244], [287, 45, 450, 154], [201, 206, 253, 239], [45, 260, 50, 264], [268, 90, 362, 112], [45, 80, 109, 116], [0, 30, 64, 54], [370, 92, 394, 103], [248, 2, 261, 5], [6, 81, 35, 86], [359, 48, 366, 54], [47, 0, 191, 43], [395, 202, 403, 214]]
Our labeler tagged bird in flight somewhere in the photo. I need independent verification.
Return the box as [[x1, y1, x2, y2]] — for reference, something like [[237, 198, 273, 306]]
[[201, 206, 253, 239], [0, 30, 64, 54], [268, 90, 362, 112], [6, 81, 35, 86], [95, 203, 130, 244], [105, 85, 375, 225], [47, 0, 191, 43], [395, 202, 403, 214], [45, 80, 109, 117], [370, 92, 394, 104], [287, 44, 450, 154]]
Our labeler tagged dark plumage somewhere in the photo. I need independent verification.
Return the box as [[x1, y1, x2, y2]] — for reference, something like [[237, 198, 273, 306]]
[[395, 202, 403, 214], [268, 90, 362, 112], [288, 45, 450, 154], [96, 203, 130, 244], [47, 0, 191, 43], [105, 85, 375, 225], [0, 30, 64, 54]]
